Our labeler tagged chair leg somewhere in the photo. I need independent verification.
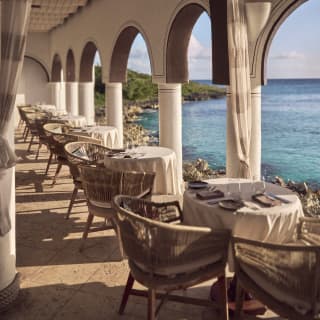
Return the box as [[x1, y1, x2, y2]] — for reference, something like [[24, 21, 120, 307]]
[[111, 219, 125, 259], [217, 275, 229, 320], [27, 135, 34, 152], [118, 273, 135, 315], [36, 143, 42, 160], [52, 163, 62, 186], [79, 213, 94, 252], [148, 289, 156, 320], [234, 279, 244, 320], [22, 126, 27, 139], [45, 151, 53, 176], [24, 128, 29, 142], [65, 187, 78, 219]]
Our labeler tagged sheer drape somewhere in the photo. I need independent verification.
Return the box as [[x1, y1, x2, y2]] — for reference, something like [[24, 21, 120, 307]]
[[227, 0, 252, 178], [0, 0, 31, 235]]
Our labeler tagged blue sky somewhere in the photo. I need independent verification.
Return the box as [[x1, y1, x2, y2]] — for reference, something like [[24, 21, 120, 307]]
[[125, 0, 320, 80]]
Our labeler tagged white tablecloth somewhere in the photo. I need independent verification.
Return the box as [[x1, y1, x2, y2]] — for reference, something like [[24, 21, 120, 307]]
[[35, 104, 57, 113], [104, 146, 181, 195], [183, 178, 304, 244], [84, 126, 119, 148], [53, 115, 87, 128]]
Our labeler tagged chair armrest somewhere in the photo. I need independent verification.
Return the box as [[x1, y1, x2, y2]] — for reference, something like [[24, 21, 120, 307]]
[[136, 188, 152, 200], [297, 217, 320, 245]]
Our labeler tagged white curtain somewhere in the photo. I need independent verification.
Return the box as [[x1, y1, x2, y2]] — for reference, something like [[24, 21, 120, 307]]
[[0, 0, 31, 236], [227, 0, 252, 178]]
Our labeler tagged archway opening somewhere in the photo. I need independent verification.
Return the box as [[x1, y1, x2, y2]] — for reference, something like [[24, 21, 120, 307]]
[[17, 56, 50, 106], [79, 41, 102, 123], [51, 54, 62, 82], [263, 0, 320, 188], [182, 11, 226, 173], [66, 49, 75, 82]]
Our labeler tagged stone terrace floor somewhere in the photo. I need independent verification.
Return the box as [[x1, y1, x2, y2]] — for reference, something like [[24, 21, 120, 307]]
[[2, 126, 281, 320]]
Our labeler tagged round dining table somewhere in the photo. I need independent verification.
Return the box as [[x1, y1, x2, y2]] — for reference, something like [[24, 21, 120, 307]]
[[53, 114, 87, 128], [35, 104, 57, 114], [84, 125, 119, 148], [104, 146, 181, 195], [183, 178, 304, 244]]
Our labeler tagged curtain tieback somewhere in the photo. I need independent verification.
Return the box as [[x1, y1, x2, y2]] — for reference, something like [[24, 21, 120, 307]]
[[240, 158, 251, 179], [0, 135, 17, 170]]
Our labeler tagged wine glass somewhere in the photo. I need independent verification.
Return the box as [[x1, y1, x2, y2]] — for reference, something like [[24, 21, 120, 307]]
[[226, 183, 241, 199], [254, 180, 266, 195]]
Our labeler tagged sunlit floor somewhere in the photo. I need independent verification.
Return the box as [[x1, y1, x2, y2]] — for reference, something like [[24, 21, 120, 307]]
[[2, 126, 282, 320]]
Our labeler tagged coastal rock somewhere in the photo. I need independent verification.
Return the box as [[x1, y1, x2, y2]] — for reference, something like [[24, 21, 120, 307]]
[[274, 176, 286, 187], [301, 190, 320, 216], [287, 180, 308, 194], [183, 158, 224, 181]]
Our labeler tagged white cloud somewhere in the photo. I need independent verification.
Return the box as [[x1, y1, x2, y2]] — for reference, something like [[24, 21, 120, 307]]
[[267, 52, 320, 79], [127, 48, 151, 74], [270, 51, 305, 60], [188, 35, 211, 61], [188, 35, 212, 79]]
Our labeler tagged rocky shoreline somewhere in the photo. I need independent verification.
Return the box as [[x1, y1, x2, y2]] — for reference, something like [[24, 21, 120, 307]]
[[123, 104, 320, 216]]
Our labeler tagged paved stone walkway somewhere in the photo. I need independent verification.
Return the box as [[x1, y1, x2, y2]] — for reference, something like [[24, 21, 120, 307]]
[[2, 127, 281, 320]]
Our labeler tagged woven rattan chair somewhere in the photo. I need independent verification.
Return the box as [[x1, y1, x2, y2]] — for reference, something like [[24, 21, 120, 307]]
[[18, 105, 36, 140], [63, 141, 110, 219], [43, 123, 70, 175], [44, 123, 101, 185], [297, 217, 320, 245], [79, 166, 155, 253], [64, 141, 111, 166], [112, 195, 231, 320], [232, 236, 320, 320], [17, 105, 33, 129]]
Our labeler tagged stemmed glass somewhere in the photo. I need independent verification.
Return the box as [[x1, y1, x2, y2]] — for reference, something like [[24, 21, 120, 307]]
[[253, 180, 266, 195], [226, 182, 241, 200]]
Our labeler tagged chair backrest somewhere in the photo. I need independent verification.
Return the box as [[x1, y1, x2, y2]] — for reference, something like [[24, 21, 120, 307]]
[[113, 195, 230, 277], [64, 141, 110, 166], [297, 217, 320, 245], [232, 237, 320, 318], [120, 171, 155, 198], [79, 165, 122, 203]]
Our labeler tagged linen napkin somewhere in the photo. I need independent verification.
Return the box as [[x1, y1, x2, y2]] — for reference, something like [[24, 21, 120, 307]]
[[196, 190, 224, 200]]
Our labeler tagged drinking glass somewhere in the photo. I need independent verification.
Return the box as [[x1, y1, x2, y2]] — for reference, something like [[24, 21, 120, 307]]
[[226, 183, 241, 199], [254, 181, 266, 194]]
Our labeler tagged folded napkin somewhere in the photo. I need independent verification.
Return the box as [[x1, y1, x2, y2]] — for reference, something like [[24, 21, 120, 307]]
[[196, 190, 224, 200], [252, 193, 281, 207]]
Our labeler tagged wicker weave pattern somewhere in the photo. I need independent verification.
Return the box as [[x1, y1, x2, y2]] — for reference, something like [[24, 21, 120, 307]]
[[298, 217, 320, 245], [0, 273, 20, 312], [64, 141, 110, 166], [80, 166, 122, 203], [113, 195, 230, 279], [232, 237, 320, 317]]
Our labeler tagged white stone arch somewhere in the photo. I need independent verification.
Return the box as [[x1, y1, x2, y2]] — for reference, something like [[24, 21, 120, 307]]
[[164, 0, 210, 83], [51, 52, 63, 82], [108, 21, 155, 83], [249, 0, 308, 86], [78, 38, 104, 82], [65, 48, 77, 82]]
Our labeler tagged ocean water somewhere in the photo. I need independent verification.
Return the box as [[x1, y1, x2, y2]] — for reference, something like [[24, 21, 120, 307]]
[[137, 79, 320, 186]]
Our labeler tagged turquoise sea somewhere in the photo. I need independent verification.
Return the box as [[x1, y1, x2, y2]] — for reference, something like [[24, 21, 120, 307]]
[[137, 79, 320, 187]]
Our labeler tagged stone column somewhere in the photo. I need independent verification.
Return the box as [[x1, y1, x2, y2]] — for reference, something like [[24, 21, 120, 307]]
[[158, 83, 183, 185], [50, 81, 66, 113], [105, 82, 123, 148], [0, 117, 19, 311], [65, 82, 79, 115], [249, 85, 262, 180], [226, 85, 262, 180], [78, 82, 95, 125]]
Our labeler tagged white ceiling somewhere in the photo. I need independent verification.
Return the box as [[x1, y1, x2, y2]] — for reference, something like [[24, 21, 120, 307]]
[[30, 0, 89, 32]]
